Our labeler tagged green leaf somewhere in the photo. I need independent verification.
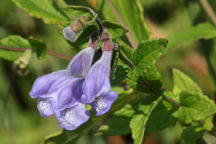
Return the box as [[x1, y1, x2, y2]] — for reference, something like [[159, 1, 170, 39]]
[[167, 23, 216, 48], [146, 102, 177, 132], [98, 0, 151, 43], [174, 91, 216, 123], [0, 35, 30, 61], [132, 39, 167, 66], [126, 39, 168, 92], [173, 68, 202, 96], [28, 38, 46, 60], [12, 0, 68, 24], [130, 96, 162, 144], [181, 126, 204, 144], [168, 69, 216, 123], [98, 104, 135, 135]]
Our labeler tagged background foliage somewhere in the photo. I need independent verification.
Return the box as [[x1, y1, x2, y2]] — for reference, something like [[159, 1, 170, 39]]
[[1, 0, 216, 144]]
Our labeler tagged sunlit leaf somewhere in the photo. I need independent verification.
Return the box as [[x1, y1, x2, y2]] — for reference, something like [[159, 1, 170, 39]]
[[12, 0, 68, 24]]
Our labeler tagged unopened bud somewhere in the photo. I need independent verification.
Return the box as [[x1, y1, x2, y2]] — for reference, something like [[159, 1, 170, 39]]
[[63, 14, 89, 42], [63, 26, 77, 42]]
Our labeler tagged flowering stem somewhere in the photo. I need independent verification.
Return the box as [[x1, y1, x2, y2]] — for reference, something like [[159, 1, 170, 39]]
[[0, 45, 72, 61]]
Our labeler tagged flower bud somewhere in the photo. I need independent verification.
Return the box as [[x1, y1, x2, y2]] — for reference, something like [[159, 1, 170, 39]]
[[63, 14, 89, 42], [13, 49, 32, 76]]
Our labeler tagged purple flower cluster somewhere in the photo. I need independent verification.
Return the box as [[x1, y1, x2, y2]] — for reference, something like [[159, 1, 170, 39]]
[[29, 31, 118, 130]]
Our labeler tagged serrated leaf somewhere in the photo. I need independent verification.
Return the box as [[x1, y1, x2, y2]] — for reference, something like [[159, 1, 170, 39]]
[[132, 39, 167, 66], [0, 35, 30, 61], [98, 104, 135, 135], [167, 23, 216, 48], [130, 96, 162, 144], [173, 68, 202, 96], [126, 39, 167, 93], [28, 39, 46, 60], [12, 0, 68, 24], [174, 91, 216, 123]]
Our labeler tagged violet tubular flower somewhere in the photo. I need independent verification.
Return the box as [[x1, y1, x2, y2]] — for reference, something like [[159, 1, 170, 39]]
[[81, 30, 118, 116], [29, 35, 99, 130]]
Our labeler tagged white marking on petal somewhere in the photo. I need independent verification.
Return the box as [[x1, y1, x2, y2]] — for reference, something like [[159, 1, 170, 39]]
[[93, 97, 106, 112], [63, 26, 77, 42], [37, 98, 53, 117], [59, 108, 76, 128]]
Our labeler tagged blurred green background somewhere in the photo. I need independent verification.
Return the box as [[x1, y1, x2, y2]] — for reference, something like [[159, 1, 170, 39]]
[[1, 0, 216, 144]]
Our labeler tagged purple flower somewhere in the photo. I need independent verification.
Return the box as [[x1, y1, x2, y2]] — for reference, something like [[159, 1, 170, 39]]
[[30, 45, 96, 130], [67, 47, 95, 78], [81, 30, 118, 116], [91, 91, 118, 116], [81, 50, 113, 103]]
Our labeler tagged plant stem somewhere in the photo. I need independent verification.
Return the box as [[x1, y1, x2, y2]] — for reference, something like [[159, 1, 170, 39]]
[[199, 0, 216, 26], [0, 45, 72, 61], [96, 18, 104, 33], [119, 51, 136, 69]]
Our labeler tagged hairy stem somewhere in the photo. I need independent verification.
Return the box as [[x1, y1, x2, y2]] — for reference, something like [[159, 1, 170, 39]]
[[199, 0, 216, 26], [119, 51, 136, 69], [0, 45, 72, 61]]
